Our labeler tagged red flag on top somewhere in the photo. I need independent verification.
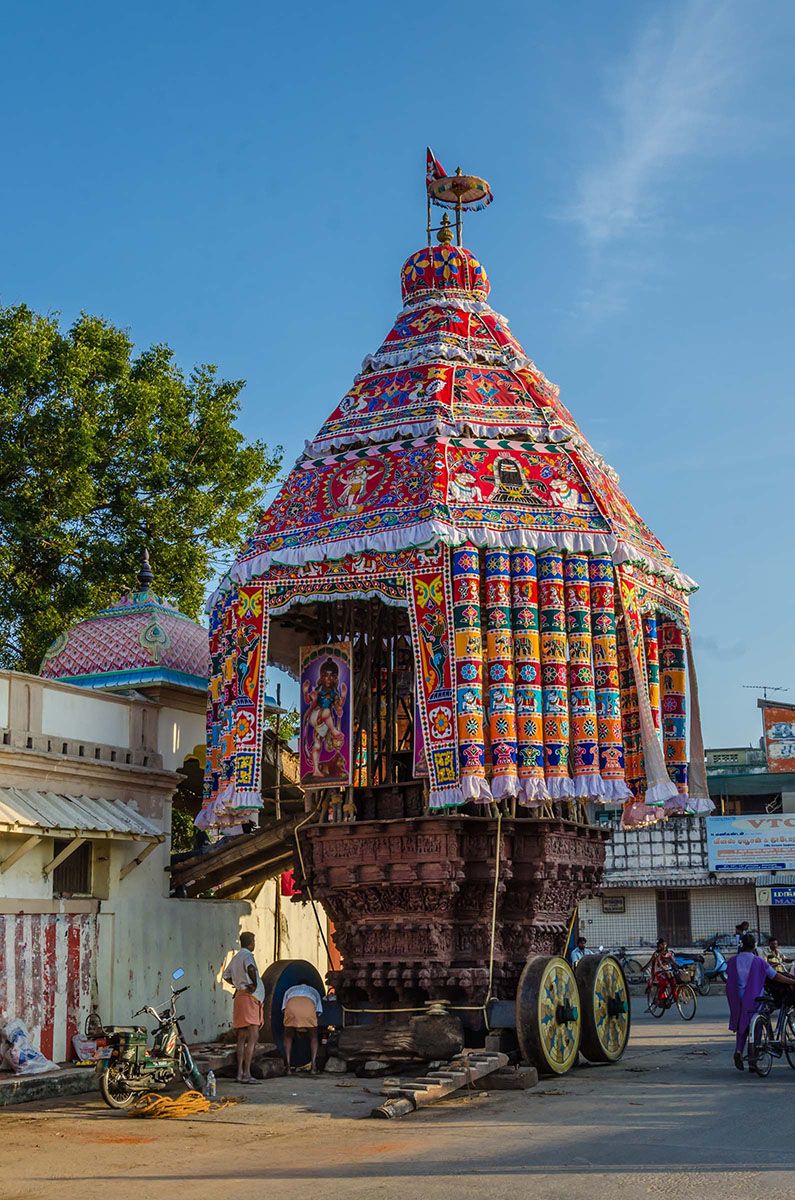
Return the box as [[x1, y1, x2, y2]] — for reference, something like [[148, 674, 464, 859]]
[[426, 146, 447, 192]]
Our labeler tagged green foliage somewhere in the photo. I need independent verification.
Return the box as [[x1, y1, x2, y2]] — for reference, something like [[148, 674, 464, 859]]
[[0, 303, 281, 671], [170, 804, 196, 855], [264, 706, 299, 741]]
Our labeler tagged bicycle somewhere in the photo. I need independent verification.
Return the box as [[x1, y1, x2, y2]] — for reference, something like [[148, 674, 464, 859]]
[[646, 970, 697, 1021], [747, 993, 795, 1078], [610, 946, 646, 986]]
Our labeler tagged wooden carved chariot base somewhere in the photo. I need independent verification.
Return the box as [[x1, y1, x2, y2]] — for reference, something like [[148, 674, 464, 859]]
[[298, 817, 607, 1012]]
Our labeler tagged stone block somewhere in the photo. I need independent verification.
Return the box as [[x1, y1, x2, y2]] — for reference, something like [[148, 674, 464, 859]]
[[474, 1065, 538, 1091], [323, 1055, 348, 1074]]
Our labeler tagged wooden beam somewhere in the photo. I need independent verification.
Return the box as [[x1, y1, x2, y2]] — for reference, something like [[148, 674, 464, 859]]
[[119, 840, 159, 881], [43, 836, 86, 877], [0, 834, 43, 874]]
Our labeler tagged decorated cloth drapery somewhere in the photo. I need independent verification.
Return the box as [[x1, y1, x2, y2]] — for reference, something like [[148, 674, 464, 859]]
[[510, 549, 547, 806], [685, 634, 714, 814], [589, 556, 632, 804], [200, 584, 269, 828], [643, 614, 661, 734], [232, 584, 270, 812], [538, 549, 574, 797], [407, 551, 461, 809], [564, 553, 604, 798], [660, 618, 688, 800], [452, 544, 491, 801], [484, 549, 519, 800], [617, 567, 679, 813]]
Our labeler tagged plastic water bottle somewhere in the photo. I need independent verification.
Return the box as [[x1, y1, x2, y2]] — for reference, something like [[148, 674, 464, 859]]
[[205, 1070, 216, 1099]]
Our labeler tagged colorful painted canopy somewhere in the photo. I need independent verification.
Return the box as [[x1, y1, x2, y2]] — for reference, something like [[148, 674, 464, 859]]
[[41, 554, 209, 692], [205, 235, 709, 825], [226, 242, 694, 595]]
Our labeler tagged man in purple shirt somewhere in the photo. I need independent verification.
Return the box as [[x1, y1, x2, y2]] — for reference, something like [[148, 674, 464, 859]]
[[727, 933, 795, 1070]]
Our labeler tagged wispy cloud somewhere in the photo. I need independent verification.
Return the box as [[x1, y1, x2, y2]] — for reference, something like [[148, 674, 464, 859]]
[[564, 0, 750, 314]]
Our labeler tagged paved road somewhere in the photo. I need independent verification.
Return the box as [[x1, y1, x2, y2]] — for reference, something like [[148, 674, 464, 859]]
[[2, 996, 792, 1200]]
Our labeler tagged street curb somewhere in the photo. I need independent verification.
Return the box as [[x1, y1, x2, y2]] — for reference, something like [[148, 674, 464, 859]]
[[0, 1067, 98, 1107]]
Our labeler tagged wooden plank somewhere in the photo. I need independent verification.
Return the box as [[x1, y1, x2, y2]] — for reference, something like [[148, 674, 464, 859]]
[[370, 1052, 509, 1120], [119, 840, 159, 881], [0, 834, 43, 874], [42, 836, 85, 878]]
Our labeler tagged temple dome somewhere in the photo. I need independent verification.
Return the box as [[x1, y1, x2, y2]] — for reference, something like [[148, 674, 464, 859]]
[[40, 552, 209, 693], [401, 244, 490, 303]]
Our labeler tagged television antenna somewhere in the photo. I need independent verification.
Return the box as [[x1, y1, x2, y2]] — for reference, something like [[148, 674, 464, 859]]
[[743, 684, 789, 701]]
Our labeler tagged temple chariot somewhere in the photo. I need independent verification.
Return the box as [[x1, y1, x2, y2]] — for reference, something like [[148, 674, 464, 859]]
[[200, 155, 712, 1075]]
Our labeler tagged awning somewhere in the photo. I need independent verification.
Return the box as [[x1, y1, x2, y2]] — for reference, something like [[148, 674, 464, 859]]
[[0, 788, 163, 842]]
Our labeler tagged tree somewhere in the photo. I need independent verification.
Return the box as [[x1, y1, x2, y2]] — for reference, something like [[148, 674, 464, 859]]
[[0, 303, 281, 672]]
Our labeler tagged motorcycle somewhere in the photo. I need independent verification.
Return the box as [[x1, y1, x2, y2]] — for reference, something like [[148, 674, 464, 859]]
[[97, 968, 204, 1109]]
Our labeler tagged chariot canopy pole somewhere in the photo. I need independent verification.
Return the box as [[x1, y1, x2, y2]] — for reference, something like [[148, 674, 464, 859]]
[[425, 148, 492, 248]]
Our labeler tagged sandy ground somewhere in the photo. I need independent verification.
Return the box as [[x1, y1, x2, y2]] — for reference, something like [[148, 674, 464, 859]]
[[1, 996, 792, 1200]]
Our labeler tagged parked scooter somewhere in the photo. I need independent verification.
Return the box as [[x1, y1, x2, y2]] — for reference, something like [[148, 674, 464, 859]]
[[97, 968, 204, 1109], [701, 937, 729, 990]]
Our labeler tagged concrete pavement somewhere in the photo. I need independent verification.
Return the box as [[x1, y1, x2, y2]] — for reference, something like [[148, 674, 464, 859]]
[[1, 996, 792, 1200]]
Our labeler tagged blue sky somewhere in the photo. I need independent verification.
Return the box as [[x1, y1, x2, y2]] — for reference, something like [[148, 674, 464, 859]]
[[3, 1, 793, 745]]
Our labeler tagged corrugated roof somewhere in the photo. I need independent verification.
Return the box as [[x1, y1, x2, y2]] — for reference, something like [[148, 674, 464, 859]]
[[0, 788, 163, 840]]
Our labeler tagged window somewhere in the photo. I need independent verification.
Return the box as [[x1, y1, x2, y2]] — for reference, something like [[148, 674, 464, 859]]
[[52, 839, 93, 897], [656, 888, 692, 945]]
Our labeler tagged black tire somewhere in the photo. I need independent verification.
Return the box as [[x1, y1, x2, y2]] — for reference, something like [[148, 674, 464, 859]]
[[98, 1066, 136, 1109], [516, 954, 581, 1076], [260, 958, 325, 1069], [624, 959, 645, 984], [750, 1015, 773, 1077], [575, 955, 631, 1064], [696, 973, 711, 997], [647, 986, 665, 1018], [783, 1012, 795, 1070], [676, 984, 697, 1021]]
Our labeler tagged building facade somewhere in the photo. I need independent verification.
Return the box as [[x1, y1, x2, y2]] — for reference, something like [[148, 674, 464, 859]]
[[1, 564, 326, 1063], [579, 743, 795, 950]]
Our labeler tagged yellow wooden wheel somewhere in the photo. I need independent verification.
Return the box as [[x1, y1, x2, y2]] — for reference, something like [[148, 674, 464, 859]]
[[515, 954, 582, 1075], [575, 954, 631, 1063]]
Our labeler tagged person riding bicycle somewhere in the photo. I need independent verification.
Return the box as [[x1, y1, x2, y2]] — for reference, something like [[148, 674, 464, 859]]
[[646, 938, 677, 1005], [726, 932, 795, 1072]]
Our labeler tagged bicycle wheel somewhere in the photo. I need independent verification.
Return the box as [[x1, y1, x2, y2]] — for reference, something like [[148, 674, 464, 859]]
[[625, 959, 645, 984], [783, 1011, 795, 1070], [749, 1015, 773, 1077], [647, 987, 665, 1018], [676, 984, 697, 1021]]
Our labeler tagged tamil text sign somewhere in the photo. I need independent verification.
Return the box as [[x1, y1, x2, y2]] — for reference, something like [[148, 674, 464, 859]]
[[706, 815, 795, 874]]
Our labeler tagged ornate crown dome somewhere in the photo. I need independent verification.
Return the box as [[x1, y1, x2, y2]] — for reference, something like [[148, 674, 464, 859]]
[[400, 241, 490, 303], [40, 551, 209, 692]]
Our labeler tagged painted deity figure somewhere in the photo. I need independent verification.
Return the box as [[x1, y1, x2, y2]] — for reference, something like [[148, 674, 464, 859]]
[[302, 658, 348, 778], [337, 462, 380, 511]]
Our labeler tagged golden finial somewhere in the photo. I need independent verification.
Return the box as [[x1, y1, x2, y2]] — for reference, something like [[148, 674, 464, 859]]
[[437, 213, 454, 245]]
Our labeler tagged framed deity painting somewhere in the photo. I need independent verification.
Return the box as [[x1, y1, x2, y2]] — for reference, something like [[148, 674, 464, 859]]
[[299, 642, 353, 789]]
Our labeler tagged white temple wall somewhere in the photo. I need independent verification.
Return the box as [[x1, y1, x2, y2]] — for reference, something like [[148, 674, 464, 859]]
[[157, 706, 205, 773], [97, 865, 326, 1042]]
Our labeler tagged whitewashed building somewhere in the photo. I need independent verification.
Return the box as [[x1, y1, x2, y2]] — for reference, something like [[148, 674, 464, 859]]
[[0, 559, 325, 1062]]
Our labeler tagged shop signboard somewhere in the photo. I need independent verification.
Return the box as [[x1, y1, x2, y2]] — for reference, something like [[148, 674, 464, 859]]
[[756, 886, 795, 907], [706, 815, 795, 874]]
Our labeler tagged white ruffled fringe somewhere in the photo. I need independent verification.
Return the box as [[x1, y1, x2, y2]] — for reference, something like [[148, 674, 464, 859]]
[[573, 774, 606, 799], [545, 775, 575, 798], [645, 780, 680, 808], [517, 777, 550, 807], [460, 775, 493, 803], [598, 779, 634, 805], [490, 774, 520, 801]]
